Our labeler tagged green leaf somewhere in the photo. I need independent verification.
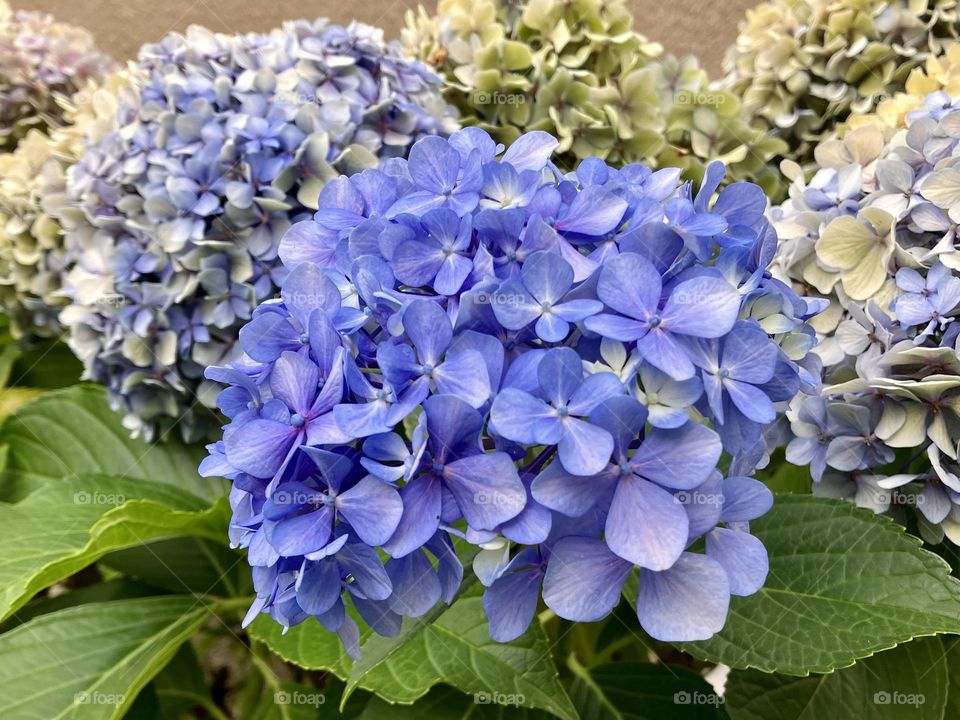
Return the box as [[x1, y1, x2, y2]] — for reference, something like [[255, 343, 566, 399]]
[[725, 637, 948, 720], [568, 658, 728, 719], [249, 613, 362, 680], [343, 584, 577, 720], [356, 685, 554, 719], [756, 452, 811, 495], [0, 596, 212, 719], [0, 387, 41, 423], [0, 473, 228, 623], [102, 536, 245, 597], [8, 338, 83, 389], [945, 638, 960, 718], [0, 384, 220, 502], [680, 496, 960, 675], [250, 682, 336, 720]]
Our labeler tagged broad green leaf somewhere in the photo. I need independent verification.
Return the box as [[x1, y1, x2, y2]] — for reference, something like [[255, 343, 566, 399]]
[[0, 473, 228, 623], [0, 596, 212, 719], [357, 685, 554, 719], [680, 496, 960, 675], [725, 637, 948, 720], [0, 384, 220, 502], [568, 659, 728, 720], [343, 584, 578, 720], [249, 613, 362, 680], [8, 337, 82, 388], [250, 681, 336, 720], [1, 580, 158, 631], [102, 536, 245, 597], [0, 387, 42, 423]]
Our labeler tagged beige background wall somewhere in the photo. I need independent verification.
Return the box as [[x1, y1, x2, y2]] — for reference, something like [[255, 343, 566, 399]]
[[10, 0, 758, 76]]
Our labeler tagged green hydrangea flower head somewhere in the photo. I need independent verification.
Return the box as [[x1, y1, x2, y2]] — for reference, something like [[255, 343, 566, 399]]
[[723, 0, 959, 164], [404, 0, 786, 194]]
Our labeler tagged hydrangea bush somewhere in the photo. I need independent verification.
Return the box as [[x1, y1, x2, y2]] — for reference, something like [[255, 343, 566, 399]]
[[203, 127, 821, 653], [0, 1, 115, 151], [58, 21, 457, 441], [724, 0, 959, 165], [0, 72, 132, 342], [403, 0, 786, 194], [772, 91, 960, 543]]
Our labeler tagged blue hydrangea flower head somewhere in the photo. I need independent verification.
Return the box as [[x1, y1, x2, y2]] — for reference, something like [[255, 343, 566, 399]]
[[58, 21, 457, 441], [205, 128, 819, 654]]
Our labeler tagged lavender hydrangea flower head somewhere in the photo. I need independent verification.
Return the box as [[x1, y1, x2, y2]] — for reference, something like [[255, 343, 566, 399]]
[[0, 1, 116, 150], [775, 91, 960, 544], [58, 21, 457, 441], [204, 128, 820, 653]]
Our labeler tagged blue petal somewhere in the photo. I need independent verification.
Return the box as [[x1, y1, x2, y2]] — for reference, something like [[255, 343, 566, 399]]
[[630, 422, 722, 490], [382, 475, 441, 558], [386, 550, 442, 617], [443, 452, 526, 530], [706, 528, 768, 596], [542, 537, 632, 621], [336, 476, 403, 546], [637, 553, 730, 641], [483, 567, 542, 641], [606, 475, 688, 569], [500, 131, 559, 172], [558, 417, 614, 476]]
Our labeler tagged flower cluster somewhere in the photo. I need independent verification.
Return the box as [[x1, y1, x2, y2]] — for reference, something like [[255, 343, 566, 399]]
[[723, 0, 958, 165], [403, 0, 786, 194], [0, 72, 132, 342], [204, 128, 820, 653], [773, 92, 960, 543], [0, 1, 116, 151], [58, 21, 457, 441]]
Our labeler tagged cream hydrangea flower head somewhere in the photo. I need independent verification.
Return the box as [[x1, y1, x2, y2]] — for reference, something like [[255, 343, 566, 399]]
[[0, 70, 136, 341], [404, 0, 787, 193], [724, 0, 959, 165]]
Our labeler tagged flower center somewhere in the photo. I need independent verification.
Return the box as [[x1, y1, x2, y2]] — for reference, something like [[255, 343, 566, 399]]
[[556, 405, 570, 418], [290, 413, 306, 428], [299, 332, 309, 345], [648, 314, 662, 328], [432, 462, 445, 475], [421, 363, 435, 377], [717, 368, 730, 380]]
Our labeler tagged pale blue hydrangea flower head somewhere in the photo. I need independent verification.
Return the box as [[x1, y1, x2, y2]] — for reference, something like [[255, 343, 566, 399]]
[[58, 21, 458, 440]]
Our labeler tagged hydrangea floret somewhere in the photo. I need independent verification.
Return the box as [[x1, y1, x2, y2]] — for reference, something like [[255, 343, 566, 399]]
[[403, 0, 786, 194], [58, 21, 457, 441], [203, 127, 821, 654], [0, 1, 116, 151], [723, 0, 959, 165], [773, 91, 960, 543]]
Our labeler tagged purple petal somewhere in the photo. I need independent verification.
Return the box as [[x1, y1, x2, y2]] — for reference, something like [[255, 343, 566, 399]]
[[382, 475, 441, 558], [596, 252, 661, 319], [500, 131, 559, 172], [636, 329, 695, 380], [556, 186, 628, 236], [606, 475, 688, 569], [443, 452, 526, 529], [225, 419, 297, 479], [636, 553, 730, 641], [386, 551, 442, 617], [558, 417, 614, 476], [630, 422, 722, 490], [269, 506, 334, 556], [483, 567, 543, 641], [706, 528, 768, 596], [490, 388, 559, 445], [403, 300, 452, 365], [297, 559, 341, 615], [542, 537, 632, 621], [661, 276, 740, 338], [271, 352, 319, 413], [725, 379, 776, 424], [337, 476, 403, 546]]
